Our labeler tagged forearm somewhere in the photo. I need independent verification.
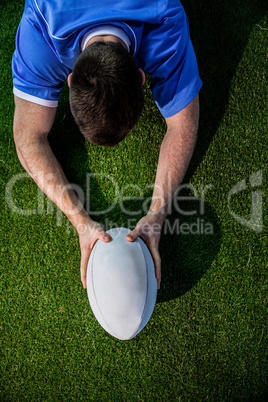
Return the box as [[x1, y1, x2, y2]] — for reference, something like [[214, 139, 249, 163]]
[[15, 134, 90, 229], [150, 96, 199, 216], [13, 97, 92, 230]]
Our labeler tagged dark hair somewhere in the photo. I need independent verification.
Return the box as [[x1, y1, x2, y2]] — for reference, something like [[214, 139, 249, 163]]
[[69, 41, 144, 146]]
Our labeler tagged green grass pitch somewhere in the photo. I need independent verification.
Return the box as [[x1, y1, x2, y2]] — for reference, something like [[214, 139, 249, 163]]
[[0, 0, 267, 400]]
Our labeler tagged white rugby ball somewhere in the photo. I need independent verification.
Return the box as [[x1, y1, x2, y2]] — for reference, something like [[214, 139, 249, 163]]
[[87, 227, 157, 340]]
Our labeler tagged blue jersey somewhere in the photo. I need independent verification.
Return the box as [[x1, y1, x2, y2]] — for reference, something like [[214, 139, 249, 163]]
[[12, 0, 202, 118]]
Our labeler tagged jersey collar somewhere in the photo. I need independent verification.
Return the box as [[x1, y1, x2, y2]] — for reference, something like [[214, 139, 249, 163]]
[[81, 25, 131, 52]]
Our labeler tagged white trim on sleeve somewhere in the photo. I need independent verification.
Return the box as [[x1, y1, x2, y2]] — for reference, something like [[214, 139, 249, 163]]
[[13, 87, 58, 107]]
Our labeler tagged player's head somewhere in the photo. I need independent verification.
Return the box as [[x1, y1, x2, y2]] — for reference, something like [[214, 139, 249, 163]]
[[69, 41, 144, 147]]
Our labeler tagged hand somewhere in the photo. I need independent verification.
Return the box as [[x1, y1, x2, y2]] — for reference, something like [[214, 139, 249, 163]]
[[126, 209, 166, 290], [77, 219, 111, 289]]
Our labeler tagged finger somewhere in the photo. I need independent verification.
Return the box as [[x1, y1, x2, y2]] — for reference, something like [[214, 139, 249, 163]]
[[154, 257, 161, 290], [81, 232, 111, 288], [126, 235, 134, 242], [97, 230, 111, 242], [126, 229, 139, 242], [80, 249, 90, 289], [148, 246, 161, 290]]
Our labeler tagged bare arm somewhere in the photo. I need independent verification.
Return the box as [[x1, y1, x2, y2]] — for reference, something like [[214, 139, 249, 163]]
[[151, 94, 199, 212], [13, 96, 110, 287], [127, 95, 200, 288]]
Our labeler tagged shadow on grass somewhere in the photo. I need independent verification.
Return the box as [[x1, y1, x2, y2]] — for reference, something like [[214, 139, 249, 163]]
[[157, 202, 221, 302], [48, 96, 88, 185]]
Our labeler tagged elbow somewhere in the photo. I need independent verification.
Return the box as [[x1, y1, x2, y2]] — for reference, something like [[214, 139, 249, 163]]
[[13, 126, 30, 170], [13, 126, 22, 159], [13, 126, 23, 160], [13, 138, 25, 169], [13, 122, 24, 153]]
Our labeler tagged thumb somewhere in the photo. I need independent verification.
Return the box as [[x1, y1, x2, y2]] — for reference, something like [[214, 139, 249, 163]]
[[97, 230, 112, 242], [126, 228, 139, 242]]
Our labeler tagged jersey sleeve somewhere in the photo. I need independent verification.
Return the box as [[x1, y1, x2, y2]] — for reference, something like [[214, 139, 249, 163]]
[[12, 11, 70, 107], [138, 5, 202, 118]]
